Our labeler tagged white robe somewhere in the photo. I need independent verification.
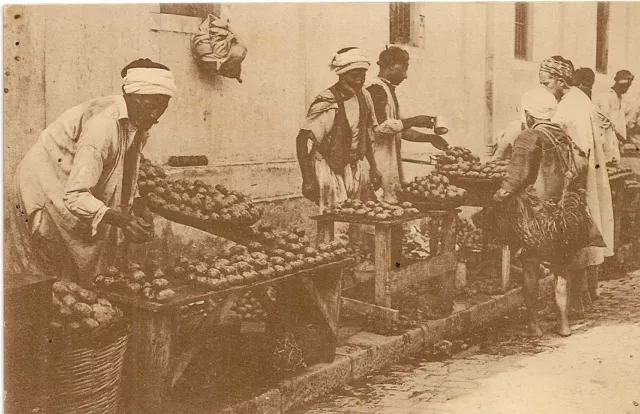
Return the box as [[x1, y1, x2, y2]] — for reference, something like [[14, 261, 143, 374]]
[[7, 95, 147, 284], [552, 87, 615, 266]]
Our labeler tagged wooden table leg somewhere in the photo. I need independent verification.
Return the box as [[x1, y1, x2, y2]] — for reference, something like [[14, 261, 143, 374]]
[[317, 220, 335, 244], [299, 266, 343, 362], [438, 212, 457, 315], [501, 245, 511, 292], [126, 308, 177, 414], [612, 184, 624, 257], [374, 224, 393, 319], [390, 224, 404, 265]]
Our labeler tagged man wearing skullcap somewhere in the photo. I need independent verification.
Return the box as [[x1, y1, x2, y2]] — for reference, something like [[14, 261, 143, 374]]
[[366, 46, 449, 203], [494, 87, 588, 337], [296, 47, 381, 211], [540, 56, 614, 314], [7, 58, 176, 284], [574, 67, 596, 100], [595, 69, 634, 161]]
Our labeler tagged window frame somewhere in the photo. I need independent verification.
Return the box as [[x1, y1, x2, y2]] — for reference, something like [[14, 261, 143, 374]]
[[149, 3, 222, 35], [390, 2, 419, 47], [595, 1, 610, 74], [514, 2, 532, 61]]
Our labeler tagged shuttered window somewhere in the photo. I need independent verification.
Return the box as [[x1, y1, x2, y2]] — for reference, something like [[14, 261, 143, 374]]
[[596, 2, 609, 74], [390, 3, 412, 45], [159, 3, 221, 18], [514, 2, 529, 60]]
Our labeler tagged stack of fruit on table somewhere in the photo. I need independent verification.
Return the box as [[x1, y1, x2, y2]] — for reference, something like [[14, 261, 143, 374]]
[[229, 289, 274, 323], [434, 146, 480, 167], [168, 155, 209, 167], [93, 263, 177, 304], [397, 172, 467, 208], [50, 281, 124, 334], [456, 217, 483, 251], [321, 199, 420, 221], [438, 158, 508, 180], [606, 163, 634, 181], [139, 177, 263, 229], [172, 237, 349, 293]]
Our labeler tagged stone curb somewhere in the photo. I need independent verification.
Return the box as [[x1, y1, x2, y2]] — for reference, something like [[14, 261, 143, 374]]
[[222, 275, 556, 413]]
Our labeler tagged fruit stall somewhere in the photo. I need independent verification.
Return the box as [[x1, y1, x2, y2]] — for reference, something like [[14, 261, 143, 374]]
[[430, 147, 515, 291], [85, 157, 354, 412], [312, 195, 459, 330]]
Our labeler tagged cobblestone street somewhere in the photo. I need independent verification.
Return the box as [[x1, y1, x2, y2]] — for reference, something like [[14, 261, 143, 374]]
[[294, 270, 640, 414]]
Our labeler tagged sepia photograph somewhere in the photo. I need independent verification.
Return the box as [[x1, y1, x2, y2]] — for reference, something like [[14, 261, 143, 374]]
[[3, 1, 640, 413]]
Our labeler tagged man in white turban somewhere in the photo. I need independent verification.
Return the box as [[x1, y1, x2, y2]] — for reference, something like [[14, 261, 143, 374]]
[[494, 87, 589, 338], [7, 58, 176, 284], [296, 47, 381, 211]]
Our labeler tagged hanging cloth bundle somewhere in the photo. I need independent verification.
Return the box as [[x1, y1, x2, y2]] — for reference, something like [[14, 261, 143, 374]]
[[191, 14, 248, 83]]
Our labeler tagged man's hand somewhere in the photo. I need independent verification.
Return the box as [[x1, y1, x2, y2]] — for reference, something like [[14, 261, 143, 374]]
[[123, 215, 154, 244], [405, 115, 435, 129], [132, 197, 154, 226], [302, 177, 319, 203], [429, 134, 450, 151], [370, 167, 383, 191], [615, 131, 627, 143], [493, 188, 511, 202]]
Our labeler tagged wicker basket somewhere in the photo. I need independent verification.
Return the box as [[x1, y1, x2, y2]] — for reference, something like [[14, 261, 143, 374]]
[[48, 319, 130, 414]]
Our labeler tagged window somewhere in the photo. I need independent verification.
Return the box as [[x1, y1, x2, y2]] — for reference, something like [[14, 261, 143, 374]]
[[390, 3, 413, 45], [596, 2, 609, 73], [159, 3, 220, 19], [514, 2, 530, 60]]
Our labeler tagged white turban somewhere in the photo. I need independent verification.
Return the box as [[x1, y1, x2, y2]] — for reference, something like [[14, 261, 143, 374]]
[[520, 88, 557, 120], [329, 48, 371, 75], [122, 68, 177, 97]]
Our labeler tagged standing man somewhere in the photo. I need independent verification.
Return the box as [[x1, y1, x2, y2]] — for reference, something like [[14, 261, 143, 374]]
[[365, 46, 449, 203], [539, 56, 614, 310], [7, 58, 176, 284], [296, 47, 382, 212], [595, 70, 634, 161]]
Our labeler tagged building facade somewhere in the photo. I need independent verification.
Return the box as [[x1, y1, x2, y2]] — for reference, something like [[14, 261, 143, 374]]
[[5, 2, 639, 208]]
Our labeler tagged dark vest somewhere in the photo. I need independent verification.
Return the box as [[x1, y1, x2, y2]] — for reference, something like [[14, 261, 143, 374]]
[[313, 84, 371, 174]]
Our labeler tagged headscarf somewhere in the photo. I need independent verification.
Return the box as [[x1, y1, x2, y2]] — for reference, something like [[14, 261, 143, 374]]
[[539, 56, 574, 83], [614, 69, 634, 84], [329, 47, 371, 75], [122, 67, 177, 97], [521, 88, 558, 120]]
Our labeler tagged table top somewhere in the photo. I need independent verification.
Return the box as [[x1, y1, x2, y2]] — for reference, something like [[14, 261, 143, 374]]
[[97, 258, 353, 312], [310, 211, 449, 226]]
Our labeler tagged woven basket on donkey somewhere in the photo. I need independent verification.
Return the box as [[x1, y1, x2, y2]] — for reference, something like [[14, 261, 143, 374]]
[[483, 186, 595, 265], [48, 319, 130, 414]]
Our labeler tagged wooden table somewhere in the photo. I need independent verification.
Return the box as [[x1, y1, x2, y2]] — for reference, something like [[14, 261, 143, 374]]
[[4, 273, 56, 413], [609, 174, 633, 254], [311, 212, 457, 328], [100, 260, 350, 413]]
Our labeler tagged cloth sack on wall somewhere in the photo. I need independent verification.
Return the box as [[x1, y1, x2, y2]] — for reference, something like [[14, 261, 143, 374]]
[[191, 15, 247, 83]]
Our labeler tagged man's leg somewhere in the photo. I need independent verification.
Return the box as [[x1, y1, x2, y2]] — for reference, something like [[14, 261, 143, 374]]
[[555, 273, 571, 337], [522, 260, 543, 337], [586, 265, 599, 300], [569, 269, 585, 318]]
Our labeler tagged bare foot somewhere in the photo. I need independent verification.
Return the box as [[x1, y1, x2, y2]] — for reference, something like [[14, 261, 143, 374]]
[[555, 324, 571, 337]]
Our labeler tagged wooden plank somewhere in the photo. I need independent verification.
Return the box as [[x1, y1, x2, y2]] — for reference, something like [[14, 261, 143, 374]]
[[390, 252, 456, 294], [127, 308, 176, 413], [439, 270, 455, 315], [501, 245, 511, 292], [440, 212, 458, 254], [310, 212, 432, 227], [374, 224, 393, 309], [341, 297, 400, 322], [298, 275, 339, 338], [168, 290, 241, 389]]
